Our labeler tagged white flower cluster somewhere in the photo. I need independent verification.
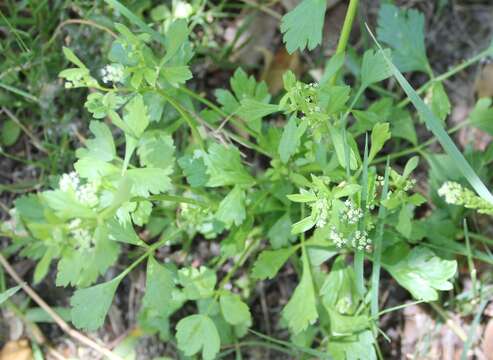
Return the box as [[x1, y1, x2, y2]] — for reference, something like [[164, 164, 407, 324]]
[[351, 230, 372, 251], [100, 64, 124, 84], [59, 172, 99, 207], [404, 178, 417, 191], [314, 197, 330, 228], [342, 199, 363, 224], [68, 219, 93, 248], [329, 226, 347, 248], [438, 181, 462, 205]]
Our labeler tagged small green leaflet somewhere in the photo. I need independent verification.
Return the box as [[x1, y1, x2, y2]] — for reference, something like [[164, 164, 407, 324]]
[[176, 314, 220, 360], [280, 0, 327, 54], [282, 250, 318, 334], [126, 168, 172, 197], [278, 116, 308, 163], [468, 98, 493, 135], [369, 122, 391, 162], [382, 245, 457, 301], [107, 218, 145, 246], [204, 143, 254, 187], [251, 247, 297, 280], [62, 47, 87, 69], [163, 19, 190, 63], [219, 291, 252, 327], [238, 99, 279, 120], [0, 286, 21, 305], [123, 94, 150, 138], [70, 276, 122, 330], [1, 119, 20, 146], [161, 65, 192, 86], [178, 153, 209, 187], [137, 131, 175, 169], [377, 4, 429, 73], [215, 186, 246, 227], [178, 266, 216, 300], [76, 121, 116, 162], [142, 257, 174, 310], [328, 330, 377, 360], [361, 48, 392, 88], [426, 82, 451, 122]]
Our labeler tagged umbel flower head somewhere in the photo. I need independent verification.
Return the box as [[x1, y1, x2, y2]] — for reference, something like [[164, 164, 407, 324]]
[[100, 64, 124, 84], [438, 181, 493, 215]]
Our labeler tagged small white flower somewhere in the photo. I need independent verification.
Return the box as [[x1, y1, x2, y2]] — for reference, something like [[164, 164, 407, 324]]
[[438, 181, 462, 205], [314, 198, 330, 228], [342, 199, 363, 224], [76, 182, 99, 207], [100, 64, 124, 84], [329, 226, 346, 248], [59, 172, 80, 192]]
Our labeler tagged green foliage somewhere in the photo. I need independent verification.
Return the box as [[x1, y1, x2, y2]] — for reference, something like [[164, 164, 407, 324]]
[[5, 2, 492, 358]]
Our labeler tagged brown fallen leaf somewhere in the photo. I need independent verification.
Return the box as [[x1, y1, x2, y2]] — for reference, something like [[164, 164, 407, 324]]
[[0, 339, 33, 360], [475, 62, 493, 99], [261, 47, 301, 94]]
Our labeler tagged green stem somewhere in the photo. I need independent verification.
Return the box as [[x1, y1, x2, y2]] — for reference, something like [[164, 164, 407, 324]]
[[330, 0, 359, 84]]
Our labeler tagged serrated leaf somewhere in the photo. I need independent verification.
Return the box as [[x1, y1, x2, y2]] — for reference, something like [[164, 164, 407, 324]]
[[251, 247, 297, 280], [163, 19, 189, 63], [123, 94, 149, 138], [107, 218, 144, 246], [176, 314, 220, 360], [468, 98, 493, 135], [377, 4, 429, 73], [318, 85, 351, 115], [178, 266, 216, 300], [219, 291, 252, 327], [426, 82, 451, 122], [361, 48, 392, 88], [76, 121, 116, 162], [282, 251, 318, 334], [215, 186, 246, 227], [204, 143, 254, 187], [369, 122, 391, 162], [137, 131, 175, 169], [70, 276, 121, 330], [161, 65, 192, 86], [127, 168, 172, 197], [382, 245, 457, 301], [268, 213, 292, 248], [178, 153, 209, 187], [278, 116, 308, 163], [280, 0, 327, 54]]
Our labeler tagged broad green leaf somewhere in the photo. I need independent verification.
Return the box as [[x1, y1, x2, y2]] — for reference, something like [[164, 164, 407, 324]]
[[282, 251, 318, 334], [329, 126, 358, 170], [469, 98, 493, 135], [318, 85, 351, 115], [76, 121, 115, 162], [176, 314, 220, 360], [215, 186, 246, 227], [177, 153, 209, 187], [382, 245, 457, 301], [251, 247, 297, 280], [278, 117, 308, 163], [107, 218, 145, 246], [163, 19, 189, 62], [377, 4, 430, 73], [204, 143, 254, 187], [361, 48, 392, 88], [291, 216, 316, 235], [0, 286, 21, 305], [42, 190, 94, 219], [127, 168, 172, 197], [33, 247, 56, 284], [391, 108, 417, 145], [426, 82, 451, 122], [371, 39, 493, 204], [369, 122, 391, 161], [1, 119, 21, 146], [137, 131, 175, 169], [267, 213, 292, 248], [396, 204, 413, 238], [327, 308, 370, 336], [143, 257, 174, 310], [161, 65, 192, 86], [178, 266, 216, 300], [15, 194, 45, 222], [70, 276, 122, 330], [320, 52, 345, 85], [219, 291, 252, 327], [62, 47, 87, 68], [280, 0, 327, 54], [123, 94, 149, 138]]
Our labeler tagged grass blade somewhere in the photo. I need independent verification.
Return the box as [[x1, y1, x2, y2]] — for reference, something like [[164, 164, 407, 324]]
[[366, 24, 493, 205]]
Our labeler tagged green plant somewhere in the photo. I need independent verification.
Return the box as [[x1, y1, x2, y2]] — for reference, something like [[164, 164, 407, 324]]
[[2, 1, 493, 359]]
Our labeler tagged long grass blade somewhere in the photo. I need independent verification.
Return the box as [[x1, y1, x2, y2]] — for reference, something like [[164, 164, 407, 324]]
[[366, 24, 493, 205]]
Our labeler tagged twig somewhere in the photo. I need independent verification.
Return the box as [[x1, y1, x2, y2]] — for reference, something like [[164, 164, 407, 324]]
[[0, 252, 123, 360], [46, 19, 117, 48]]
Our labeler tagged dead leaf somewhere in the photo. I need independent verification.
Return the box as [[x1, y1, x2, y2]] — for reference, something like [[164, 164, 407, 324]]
[[475, 62, 493, 98], [0, 339, 32, 360], [261, 47, 301, 94]]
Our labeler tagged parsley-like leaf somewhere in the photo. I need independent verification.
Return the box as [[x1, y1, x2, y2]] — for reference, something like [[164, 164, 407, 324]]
[[176, 314, 220, 360], [252, 247, 297, 280], [204, 143, 254, 187], [280, 0, 327, 54]]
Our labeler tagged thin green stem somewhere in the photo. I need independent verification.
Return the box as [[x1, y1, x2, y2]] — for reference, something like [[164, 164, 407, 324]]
[[330, 0, 359, 84]]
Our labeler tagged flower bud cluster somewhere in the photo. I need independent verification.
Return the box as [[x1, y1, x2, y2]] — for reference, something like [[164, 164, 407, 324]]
[[59, 172, 99, 208], [342, 199, 363, 224], [351, 230, 372, 251], [101, 64, 124, 84]]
